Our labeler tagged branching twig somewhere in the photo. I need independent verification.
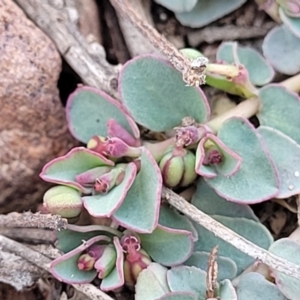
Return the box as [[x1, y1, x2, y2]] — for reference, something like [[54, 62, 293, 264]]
[[109, 0, 208, 86], [0, 234, 114, 300], [14, 0, 121, 98], [0, 212, 67, 230], [162, 187, 300, 281]]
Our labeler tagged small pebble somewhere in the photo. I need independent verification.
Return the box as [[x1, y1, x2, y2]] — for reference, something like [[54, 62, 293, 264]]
[[288, 185, 294, 190], [295, 171, 299, 177]]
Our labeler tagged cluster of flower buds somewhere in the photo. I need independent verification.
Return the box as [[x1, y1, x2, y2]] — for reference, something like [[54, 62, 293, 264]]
[[159, 146, 197, 188], [121, 233, 151, 287]]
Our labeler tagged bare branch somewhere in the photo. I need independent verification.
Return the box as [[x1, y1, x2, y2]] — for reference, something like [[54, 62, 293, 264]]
[[14, 0, 121, 98], [0, 212, 67, 230], [162, 186, 300, 281]]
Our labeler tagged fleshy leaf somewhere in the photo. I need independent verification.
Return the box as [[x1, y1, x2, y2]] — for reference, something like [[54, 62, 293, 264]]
[[154, 0, 197, 13], [50, 235, 110, 284], [269, 238, 300, 300], [159, 205, 198, 241], [193, 215, 273, 275], [236, 272, 285, 300], [40, 147, 114, 192], [100, 237, 124, 291], [135, 263, 170, 300], [56, 224, 121, 253], [263, 24, 300, 75], [196, 133, 242, 179], [167, 266, 207, 300], [184, 251, 237, 281], [82, 163, 137, 217], [139, 225, 194, 266], [119, 55, 210, 132], [112, 147, 162, 233], [66, 86, 139, 143], [219, 279, 237, 300], [217, 42, 274, 86], [259, 126, 300, 198], [205, 117, 279, 203], [157, 292, 197, 300], [191, 178, 259, 221], [279, 7, 300, 38], [175, 0, 247, 28], [258, 84, 300, 144]]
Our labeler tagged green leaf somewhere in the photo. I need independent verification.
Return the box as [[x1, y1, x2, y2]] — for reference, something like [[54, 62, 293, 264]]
[[205, 118, 279, 203], [236, 272, 285, 300], [175, 0, 247, 28], [56, 224, 121, 253], [192, 178, 258, 221], [193, 215, 273, 275], [219, 279, 237, 300], [167, 266, 207, 300], [139, 225, 194, 266], [119, 55, 210, 132], [217, 42, 274, 86], [269, 238, 300, 300], [82, 163, 137, 217], [263, 25, 300, 75], [159, 205, 198, 241], [40, 147, 114, 192], [50, 235, 110, 284], [258, 84, 300, 144], [112, 147, 162, 233], [259, 126, 300, 198], [135, 263, 170, 300], [66, 86, 139, 143], [184, 252, 237, 281], [154, 0, 197, 13], [100, 237, 124, 291], [279, 7, 300, 38]]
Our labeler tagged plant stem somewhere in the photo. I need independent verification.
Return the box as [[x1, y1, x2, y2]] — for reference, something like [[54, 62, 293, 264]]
[[206, 97, 260, 132], [281, 73, 300, 93], [162, 187, 300, 281], [206, 64, 240, 77]]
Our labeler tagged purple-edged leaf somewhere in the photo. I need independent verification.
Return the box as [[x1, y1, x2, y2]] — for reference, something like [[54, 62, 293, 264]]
[[236, 272, 285, 300], [154, 0, 197, 13], [219, 279, 237, 300], [184, 251, 237, 281], [112, 147, 162, 233], [40, 147, 114, 192], [56, 224, 121, 253], [263, 25, 300, 75], [82, 163, 137, 217], [119, 55, 210, 132], [100, 237, 124, 291], [167, 266, 207, 299], [279, 7, 300, 38], [196, 133, 242, 179], [205, 117, 279, 203], [138, 225, 194, 266], [159, 205, 198, 242], [193, 215, 273, 275], [135, 263, 170, 300], [192, 178, 258, 221], [259, 126, 300, 198], [66, 86, 139, 143], [50, 235, 110, 284], [217, 42, 275, 86], [157, 292, 197, 300], [175, 0, 247, 28], [269, 238, 300, 300], [257, 84, 300, 144]]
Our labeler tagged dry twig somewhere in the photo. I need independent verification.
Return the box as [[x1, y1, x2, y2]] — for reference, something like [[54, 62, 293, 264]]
[[162, 187, 300, 281]]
